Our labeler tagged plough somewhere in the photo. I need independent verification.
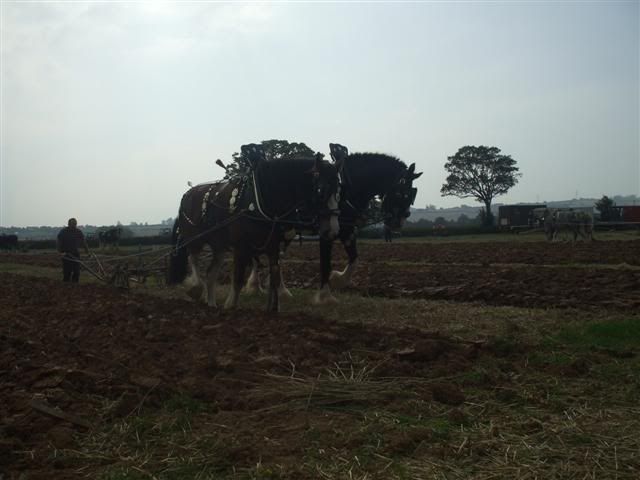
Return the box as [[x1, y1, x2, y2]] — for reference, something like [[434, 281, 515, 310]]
[[75, 247, 172, 290]]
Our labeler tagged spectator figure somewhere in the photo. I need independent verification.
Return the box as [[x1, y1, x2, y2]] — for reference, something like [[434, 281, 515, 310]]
[[57, 218, 89, 282], [384, 224, 393, 243]]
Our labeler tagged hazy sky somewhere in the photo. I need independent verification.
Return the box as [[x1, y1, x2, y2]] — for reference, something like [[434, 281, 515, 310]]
[[1, 1, 638, 227]]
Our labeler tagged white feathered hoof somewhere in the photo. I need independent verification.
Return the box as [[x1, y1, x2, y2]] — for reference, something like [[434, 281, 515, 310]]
[[312, 288, 338, 305], [245, 269, 264, 295], [224, 296, 237, 310], [206, 296, 217, 308], [279, 286, 294, 298], [245, 284, 263, 295], [329, 270, 350, 290], [186, 284, 204, 301]]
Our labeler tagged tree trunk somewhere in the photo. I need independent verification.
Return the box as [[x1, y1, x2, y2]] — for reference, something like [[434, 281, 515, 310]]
[[483, 200, 493, 227]]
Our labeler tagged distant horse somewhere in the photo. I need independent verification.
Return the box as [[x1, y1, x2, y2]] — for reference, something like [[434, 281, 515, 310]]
[[551, 209, 593, 242], [247, 143, 423, 303], [0, 234, 18, 250], [168, 145, 342, 312], [98, 227, 122, 249]]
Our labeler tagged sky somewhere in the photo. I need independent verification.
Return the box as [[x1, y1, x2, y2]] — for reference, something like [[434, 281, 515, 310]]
[[1, 1, 638, 227]]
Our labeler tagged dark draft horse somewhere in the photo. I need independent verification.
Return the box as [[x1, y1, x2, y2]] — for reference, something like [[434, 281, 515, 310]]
[[0, 234, 19, 250], [247, 143, 423, 304], [168, 145, 342, 312], [98, 227, 122, 249]]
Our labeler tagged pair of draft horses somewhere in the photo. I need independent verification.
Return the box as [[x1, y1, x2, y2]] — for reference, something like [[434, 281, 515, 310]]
[[168, 143, 422, 312]]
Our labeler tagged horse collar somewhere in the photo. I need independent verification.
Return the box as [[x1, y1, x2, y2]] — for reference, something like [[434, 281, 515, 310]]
[[229, 176, 250, 214]]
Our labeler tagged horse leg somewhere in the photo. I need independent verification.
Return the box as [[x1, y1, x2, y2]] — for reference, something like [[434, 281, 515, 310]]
[[185, 252, 205, 302], [267, 253, 282, 312], [329, 230, 357, 290], [250, 254, 292, 298], [225, 248, 250, 309], [278, 271, 293, 298], [204, 249, 224, 307], [276, 240, 293, 298], [313, 236, 338, 305], [245, 257, 265, 294]]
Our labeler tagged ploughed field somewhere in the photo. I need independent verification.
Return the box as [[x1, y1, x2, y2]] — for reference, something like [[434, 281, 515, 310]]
[[1, 239, 639, 478], [6, 240, 640, 310], [2, 239, 640, 310], [280, 240, 640, 310]]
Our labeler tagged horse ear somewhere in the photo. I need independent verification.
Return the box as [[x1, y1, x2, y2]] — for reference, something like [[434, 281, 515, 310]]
[[241, 143, 266, 169], [314, 152, 323, 172], [330, 143, 349, 163], [407, 163, 422, 180]]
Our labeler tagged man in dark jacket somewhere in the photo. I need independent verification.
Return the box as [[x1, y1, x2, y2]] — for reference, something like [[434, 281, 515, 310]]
[[57, 218, 89, 282]]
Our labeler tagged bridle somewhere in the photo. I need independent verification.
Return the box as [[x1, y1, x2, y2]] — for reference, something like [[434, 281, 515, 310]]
[[307, 164, 341, 221], [380, 171, 418, 223]]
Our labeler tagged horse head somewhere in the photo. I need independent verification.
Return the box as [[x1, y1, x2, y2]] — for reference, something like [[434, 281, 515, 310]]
[[309, 152, 341, 239], [241, 143, 267, 170], [381, 162, 423, 230]]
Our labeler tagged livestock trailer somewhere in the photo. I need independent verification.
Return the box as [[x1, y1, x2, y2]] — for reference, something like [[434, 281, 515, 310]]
[[498, 204, 547, 231], [619, 205, 640, 223]]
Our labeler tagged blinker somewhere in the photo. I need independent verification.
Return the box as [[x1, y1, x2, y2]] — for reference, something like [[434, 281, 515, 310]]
[[409, 188, 417, 204]]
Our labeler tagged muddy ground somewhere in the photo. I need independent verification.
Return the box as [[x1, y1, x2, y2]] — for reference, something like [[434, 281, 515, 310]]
[[2, 239, 640, 311], [1, 239, 639, 478], [1, 273, 480, 478]]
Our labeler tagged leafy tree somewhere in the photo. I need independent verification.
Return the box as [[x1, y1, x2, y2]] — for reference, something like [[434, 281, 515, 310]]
[[260, 139, 316, 161], [476, 208, 488, 225], [219, 139, 318, 179], [595, 195, 620, 221], [441, 146, 521, 226], [456, 213, 472, 225]]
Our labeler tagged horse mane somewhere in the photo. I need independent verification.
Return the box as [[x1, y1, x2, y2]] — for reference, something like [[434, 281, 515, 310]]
[[254, 157, 323, 217], [347, 152, 407, 171], [257, 157, 316, 182], [343, 152, 407, 195]]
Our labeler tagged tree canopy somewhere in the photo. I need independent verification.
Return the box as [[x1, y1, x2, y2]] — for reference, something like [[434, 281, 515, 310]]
[[440, 145, 521, 225], [219, 139, 318, 179], [595, 195, 620, 222]]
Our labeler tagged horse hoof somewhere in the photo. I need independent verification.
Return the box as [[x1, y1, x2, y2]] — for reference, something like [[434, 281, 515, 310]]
[[329, 271, 349, 290], [186, 284, 203, 301], [279, 287, 293, 298], [312, 291, 338, 305]]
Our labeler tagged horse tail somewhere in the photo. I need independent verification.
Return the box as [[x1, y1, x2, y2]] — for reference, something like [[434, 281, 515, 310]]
[[168, 217, 188, 284]]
